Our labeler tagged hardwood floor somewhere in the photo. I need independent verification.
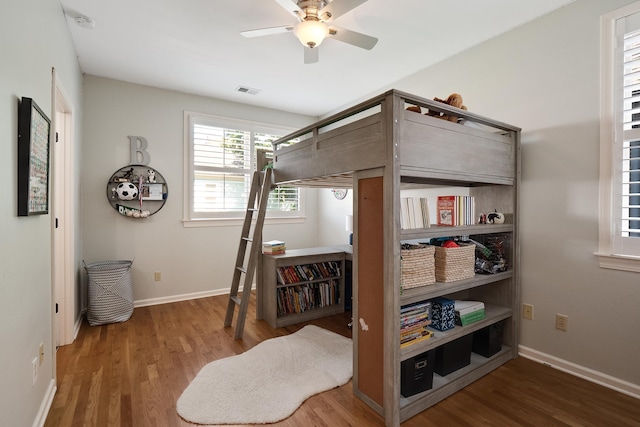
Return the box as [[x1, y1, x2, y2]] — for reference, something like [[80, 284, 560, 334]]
[[45, 294, 640, 427]]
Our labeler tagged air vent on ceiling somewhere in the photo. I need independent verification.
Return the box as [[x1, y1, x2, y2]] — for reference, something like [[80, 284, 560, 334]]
[[236, 86, 261, 95]]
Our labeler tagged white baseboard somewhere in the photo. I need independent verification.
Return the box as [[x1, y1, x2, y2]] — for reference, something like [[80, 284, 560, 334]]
[[133, 285, 255, 308], [33, 379, 56, 427], [73, 310, 84, 341], [518, 345, 640, 399]]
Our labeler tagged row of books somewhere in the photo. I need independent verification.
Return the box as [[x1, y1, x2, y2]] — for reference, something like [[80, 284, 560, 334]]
[[262, 240, 286, 255], [400, 301, 434, 348], [276, 261, 341, 285], [400, 197, 431, 230], [437, 195, 476, 226], [276, 281, 339, 316]]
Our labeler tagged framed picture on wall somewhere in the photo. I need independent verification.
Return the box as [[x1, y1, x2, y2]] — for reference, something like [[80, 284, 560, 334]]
[[17, 97, 51, 216], [142, 183, 163, 200]]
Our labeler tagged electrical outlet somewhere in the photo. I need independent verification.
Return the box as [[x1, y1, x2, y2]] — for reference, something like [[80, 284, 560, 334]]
[[32, 357, 38, 385], [39, 343, 44, 366], [556, 314, 568, 331], [523, 303, 534, 320], [154, 271, 161, 281]]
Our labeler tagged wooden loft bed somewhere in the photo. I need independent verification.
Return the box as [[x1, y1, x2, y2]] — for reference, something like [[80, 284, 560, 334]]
[[270, 89, 521, 427], [271, 89, 518, 189]]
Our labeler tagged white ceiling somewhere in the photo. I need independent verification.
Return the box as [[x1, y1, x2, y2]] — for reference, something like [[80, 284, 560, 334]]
[[60, 0, 574, 117]]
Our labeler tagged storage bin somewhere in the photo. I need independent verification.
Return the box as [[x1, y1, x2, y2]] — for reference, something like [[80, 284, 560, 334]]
[[429, 297, 455, 331], [434, 334, 473, 376], [435, 242, 475, 282], [472, 321, 504, 358], [400, 244, 435, 290], [85, 260, 134, 326], [401, 349, 435, 397]]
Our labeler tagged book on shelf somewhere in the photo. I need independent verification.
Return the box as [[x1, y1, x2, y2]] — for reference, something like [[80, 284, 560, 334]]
[[454, 300, 485, 316], [454, 300, 486, 326], [437, 196, 476, 226], [400, 329, 434, 348], [276, 280, 339, 316], [400, 300, 433, 347], [400, 197, 431, 229], [262, 240, 286, 255]]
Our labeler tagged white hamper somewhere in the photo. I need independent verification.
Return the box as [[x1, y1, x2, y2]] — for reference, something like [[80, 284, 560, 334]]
[[85, 260, 134, 326]]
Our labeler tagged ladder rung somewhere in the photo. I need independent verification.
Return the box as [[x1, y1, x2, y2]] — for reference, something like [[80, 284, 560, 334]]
[[236, 266, 247, 274], [242, 237, 252, 242], [230, 296, 241, 305], [247, 208, 258, 212]]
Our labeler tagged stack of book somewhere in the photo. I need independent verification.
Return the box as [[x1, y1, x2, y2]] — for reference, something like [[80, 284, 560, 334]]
[[262, 240, 286, 255], [454, 300, 486, 326], [436, 195, 476, 226], [400, 301, 434, 348], [400, 197, 430, 229]]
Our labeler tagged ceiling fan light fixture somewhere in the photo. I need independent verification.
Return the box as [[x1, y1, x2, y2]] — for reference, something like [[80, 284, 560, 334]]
[[293, 20, 329, 48]]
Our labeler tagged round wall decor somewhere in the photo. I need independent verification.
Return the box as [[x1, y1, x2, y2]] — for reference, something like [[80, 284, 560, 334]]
[[106, 165, 168, 217], [331, 189, 348, 200]]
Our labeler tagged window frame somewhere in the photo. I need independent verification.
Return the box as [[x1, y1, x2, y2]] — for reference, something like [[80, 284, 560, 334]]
[[597, 1, 640, 272], [182, 111, 305, 227]]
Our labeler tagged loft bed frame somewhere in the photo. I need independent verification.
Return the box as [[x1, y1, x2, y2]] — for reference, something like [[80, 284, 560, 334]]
[[271, 89, 519, 189], [269, 89, 521, 426]]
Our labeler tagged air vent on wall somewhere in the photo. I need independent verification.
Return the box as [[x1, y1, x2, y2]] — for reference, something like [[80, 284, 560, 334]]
[[236, 86, 261, 95]]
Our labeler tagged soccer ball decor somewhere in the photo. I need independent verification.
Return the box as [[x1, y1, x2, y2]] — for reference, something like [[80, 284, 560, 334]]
[[116, 182, 139, 200]]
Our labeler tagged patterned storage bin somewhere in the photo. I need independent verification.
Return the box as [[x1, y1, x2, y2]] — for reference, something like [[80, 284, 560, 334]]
[[435, 242, 476, 282], [401, 244, 435, 290], [85, 260, 134, 326], [429, 297, 455, 331]]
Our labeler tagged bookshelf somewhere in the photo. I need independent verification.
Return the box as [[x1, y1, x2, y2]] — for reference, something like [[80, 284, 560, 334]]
[[270, 90, 520, 426], [260, 247, 346, 328]]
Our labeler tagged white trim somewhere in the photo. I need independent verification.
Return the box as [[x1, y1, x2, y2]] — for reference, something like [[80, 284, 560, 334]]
[[598, 2, 640, 271], [594, 252, 640, 271], [182, 216, 305, 228], [32, 379, 56, 427], [133, 285, 255, 308], [73, 311, 84, 341], [519, 345, 640, 399]]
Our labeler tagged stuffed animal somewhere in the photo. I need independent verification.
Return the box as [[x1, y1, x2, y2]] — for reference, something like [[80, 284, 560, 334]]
[[426, 93, 467, 122], [147, 169, 156, 183]]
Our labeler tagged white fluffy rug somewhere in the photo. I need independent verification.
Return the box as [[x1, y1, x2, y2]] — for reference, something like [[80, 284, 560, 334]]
[[176, 325, 353, 425]]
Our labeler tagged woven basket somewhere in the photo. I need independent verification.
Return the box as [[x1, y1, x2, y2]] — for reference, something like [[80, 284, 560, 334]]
[[435, 243, 476, 282], [85, 260, 134, 326], [401, 244, 435, 290]]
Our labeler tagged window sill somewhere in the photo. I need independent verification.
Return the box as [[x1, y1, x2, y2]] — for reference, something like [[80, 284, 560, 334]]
[[182, 216, 306, 228], [594, 252, 640, 273]]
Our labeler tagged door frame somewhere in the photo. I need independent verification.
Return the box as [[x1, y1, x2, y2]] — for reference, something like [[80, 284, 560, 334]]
[[51, 68, 76, 351]]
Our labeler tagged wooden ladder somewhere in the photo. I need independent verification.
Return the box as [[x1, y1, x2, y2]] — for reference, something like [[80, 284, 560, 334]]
[[224, 167, 272, 339]]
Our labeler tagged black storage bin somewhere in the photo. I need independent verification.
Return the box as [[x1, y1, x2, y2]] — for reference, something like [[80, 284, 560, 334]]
[[434, 334, 473, 376], [401, 350, 435, 397], [472, 321, 503, 358]]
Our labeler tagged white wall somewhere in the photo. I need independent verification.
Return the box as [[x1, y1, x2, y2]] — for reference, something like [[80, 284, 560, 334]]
[[317, 188, 354, 247], [0, 1, 83, 426], [377, 0, 640, 389], [81, 76, 319, 304]]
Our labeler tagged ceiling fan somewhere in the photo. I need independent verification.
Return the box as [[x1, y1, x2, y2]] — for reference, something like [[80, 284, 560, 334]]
[[241, 0, 378, 64]]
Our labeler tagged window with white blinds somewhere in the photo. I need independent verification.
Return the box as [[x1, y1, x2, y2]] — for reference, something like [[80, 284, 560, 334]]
[[598, 2, 640, 271], [185, 112, 301, 222]]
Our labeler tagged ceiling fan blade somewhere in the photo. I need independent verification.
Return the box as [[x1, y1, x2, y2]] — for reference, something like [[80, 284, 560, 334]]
[[328, 26, 378, 50], [241, 25, 293, 38], [319, 0, 367, 22], [304, 46, 319, 64], [273, 0, 306, 20]]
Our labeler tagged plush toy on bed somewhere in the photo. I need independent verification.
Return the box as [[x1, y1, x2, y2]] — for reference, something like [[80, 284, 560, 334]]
[[426, 93, 467, 122], [405, 93, 467, 122]]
